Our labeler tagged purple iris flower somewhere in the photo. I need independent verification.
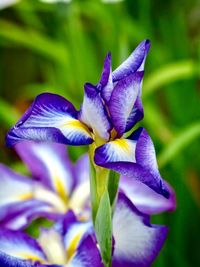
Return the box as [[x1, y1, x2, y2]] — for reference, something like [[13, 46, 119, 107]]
[[0, 141, 90, 230], [0, 141, 175, 230], [0, 189, 171, 267], [6, 40, 169, 198]]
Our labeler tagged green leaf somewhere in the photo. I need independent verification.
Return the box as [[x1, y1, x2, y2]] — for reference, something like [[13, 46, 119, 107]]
[[0, 98, 20, 127], [158, 122, 200, 168], [143, 60, 199, 99], [89, 159, 98, 223], [0, 19, 68, 65], [95, 191, 112, 267], [108, 170, 120, 208]]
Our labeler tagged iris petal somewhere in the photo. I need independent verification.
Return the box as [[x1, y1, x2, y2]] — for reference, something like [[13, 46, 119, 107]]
[[99, 52, 114, 103], [112, 193, 168, 267], [119, 178, 176, 215], [112, 39, 151, 82], [6, 93, 93, 147], [15, 141, 74, 198], [0, 164, 33, 206], [94, 128, 170, 198], [0, 228, 47, 262], [79, 83, 112, 141], [108, 71, 144, 136]]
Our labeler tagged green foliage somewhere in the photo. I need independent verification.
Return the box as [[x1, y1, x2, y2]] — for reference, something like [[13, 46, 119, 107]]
[[0, 0, 200, 266], [95, 191, 112, 267], [108, 170, 120, 208]]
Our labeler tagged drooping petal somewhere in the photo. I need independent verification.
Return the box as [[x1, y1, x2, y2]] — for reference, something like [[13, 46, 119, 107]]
[[15, 141, 75, 198], [6, 93, 93, 147], [108, 71, 144, 136], [64, 221, 93, 259], [79, 83, 112, 141], [0, 164, 33, 207], [94, 128, 170, 198], [54, 211, 100, 266], [112, 192, 168, 267], [119, 177, 176, 215], [0, 228, 47, 263], [112, 39, 151, 82], [69, 235, 103, 267], [98, 52, 114, 103], [0, 199, 57, 230]]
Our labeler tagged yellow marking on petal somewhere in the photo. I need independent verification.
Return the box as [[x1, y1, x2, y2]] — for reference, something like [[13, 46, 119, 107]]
[[112, 139, 132, 152], [19, 192, 33, 201], [66, 231, 82, 260], [53, 175, 68, 203], [18, 253, 45, 263], [63, 119, 92, 137]]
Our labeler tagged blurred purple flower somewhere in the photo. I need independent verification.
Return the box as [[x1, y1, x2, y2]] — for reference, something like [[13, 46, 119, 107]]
[[0, 141, 175, 230], [0, 190, 169, 267], [0, 141, 90, 230]]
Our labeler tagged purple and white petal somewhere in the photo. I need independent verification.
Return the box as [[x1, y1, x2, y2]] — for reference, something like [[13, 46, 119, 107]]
[[124, 94, 144, 133], [15, 141, 75, 198], [64, 221, 93, 257], [69, 235, 103, 267], [0, 199, 57, 230], [0, 228, 47, 263], [79, 83, 112, 141], [38, 228, 67, 265], [108, 71, 144, 136], [6, 93, 93, 147], [112, 192, 168, 267], [94, 128, 170, 198], [119, 177, 176, 215], [98, 52, 114, 103], [0, 164, 33, 207], [94, 138, 136, 164], [112, 39, 151, 82], [69, 154, 90, 214]]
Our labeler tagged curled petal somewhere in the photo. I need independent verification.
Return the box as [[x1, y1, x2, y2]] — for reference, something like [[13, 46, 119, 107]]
[[112, 39, 151, 82], [112, 193, 168, 267], [108, 71, 144, 136], [99, 52, 114, 103], [79, 83, 112, 140], [119, 178, 176, 215], [15, 141, 75, 198], [94, 128, 170, 198], [6, 93, 93, 147]]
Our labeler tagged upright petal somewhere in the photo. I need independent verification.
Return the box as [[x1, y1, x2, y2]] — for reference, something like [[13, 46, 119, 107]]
[[94, 128, 170, 198], [15, 141, 75, 198], [112, 193, 168, 267], [6, 93, 93, 147], [108, 71, 144, 136], [79, 83, 112, 141], [119, 177, 176, 215], [112, 39, 151, 82], [98, 52, 114, 103]]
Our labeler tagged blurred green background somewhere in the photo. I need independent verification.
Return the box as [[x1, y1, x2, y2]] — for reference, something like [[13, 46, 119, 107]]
[[0, 0, 200, 266]]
